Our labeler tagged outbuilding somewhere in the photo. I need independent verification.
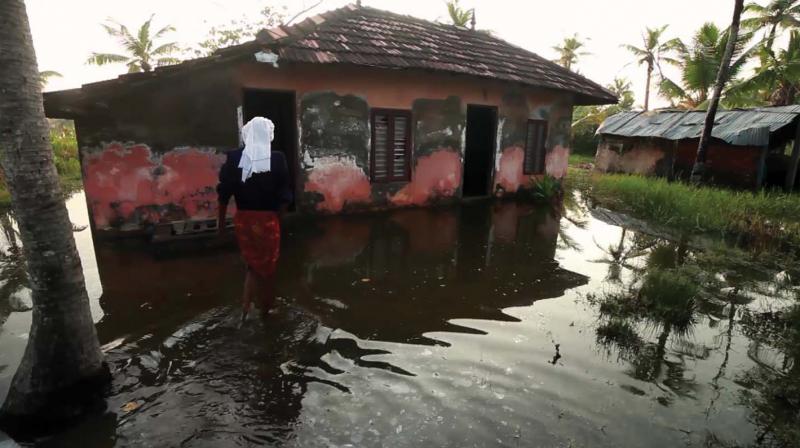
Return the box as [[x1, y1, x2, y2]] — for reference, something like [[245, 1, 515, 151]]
[[594, 106, 800, 190], [45, 4, 615, 238]]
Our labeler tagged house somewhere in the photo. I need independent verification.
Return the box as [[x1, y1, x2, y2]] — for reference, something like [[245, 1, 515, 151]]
[[594, 106, 800, 190], [44, 4, 615, 239]]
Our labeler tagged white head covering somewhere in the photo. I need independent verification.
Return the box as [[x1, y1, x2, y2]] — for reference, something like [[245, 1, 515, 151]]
[[239, 116, 273, 182]]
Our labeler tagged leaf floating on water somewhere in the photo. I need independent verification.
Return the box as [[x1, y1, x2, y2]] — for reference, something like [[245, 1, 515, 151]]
[[122, 401, 140, 413]]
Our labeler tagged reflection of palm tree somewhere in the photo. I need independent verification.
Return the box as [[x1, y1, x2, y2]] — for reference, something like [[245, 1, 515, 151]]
[[593, 243, 702, 401], [736, 304, 800, 446]]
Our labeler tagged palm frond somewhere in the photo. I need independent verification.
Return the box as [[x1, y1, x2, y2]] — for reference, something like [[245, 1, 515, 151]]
[[86, 52, 130, 66]]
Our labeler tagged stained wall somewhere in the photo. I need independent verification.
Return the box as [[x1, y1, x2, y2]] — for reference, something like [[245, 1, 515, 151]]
[[67, 61, 577, 233]]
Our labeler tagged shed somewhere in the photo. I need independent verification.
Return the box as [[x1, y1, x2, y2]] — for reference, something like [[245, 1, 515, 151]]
[[44, 4, 615, 239], [594, 106, 800, 189]]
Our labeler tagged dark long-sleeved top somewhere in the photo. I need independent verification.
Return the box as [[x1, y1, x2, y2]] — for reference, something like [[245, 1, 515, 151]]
[[217, 149, 293, 211]]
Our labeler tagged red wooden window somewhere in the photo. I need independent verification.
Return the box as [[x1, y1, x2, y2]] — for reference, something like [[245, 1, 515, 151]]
[[523, 119, 548, 175], [371, 109, 412, 182]]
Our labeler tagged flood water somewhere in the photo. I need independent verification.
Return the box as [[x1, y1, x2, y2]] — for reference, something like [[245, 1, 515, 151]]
[[0, 191, 798, 447]]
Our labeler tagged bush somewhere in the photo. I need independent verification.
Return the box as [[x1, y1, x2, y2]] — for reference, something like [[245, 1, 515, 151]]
[[530, 175, 562, 204]]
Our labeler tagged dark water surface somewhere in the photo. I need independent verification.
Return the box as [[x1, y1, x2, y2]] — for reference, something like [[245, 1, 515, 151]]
[[0, 192, 798, 447]]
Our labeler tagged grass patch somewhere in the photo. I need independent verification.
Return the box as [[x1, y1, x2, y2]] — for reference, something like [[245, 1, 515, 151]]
[[0, 121, 82, 208], [569, 152, 594, 167], [589, 173, 800, 249]]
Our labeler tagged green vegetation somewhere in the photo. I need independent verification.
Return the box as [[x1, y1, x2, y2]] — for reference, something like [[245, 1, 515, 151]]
[[622, 25, 671, 110], [529, 175, 562, 204], [568, 152, 594, 167], [658, 22, 754, 109], [0, 121, 81, 208], [192, 6, 285, 57], [552, 34, 589, 71], [589, 173, 800, 248], [87, 15, 180, 73], [571, 78, 635, 156], [445, 0, 472, 27]]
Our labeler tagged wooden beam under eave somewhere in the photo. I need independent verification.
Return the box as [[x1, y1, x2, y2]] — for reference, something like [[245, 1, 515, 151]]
[[785, 119, 800, 192]]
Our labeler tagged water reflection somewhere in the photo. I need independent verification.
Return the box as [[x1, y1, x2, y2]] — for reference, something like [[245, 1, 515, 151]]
[[1, 192, 799, 447]]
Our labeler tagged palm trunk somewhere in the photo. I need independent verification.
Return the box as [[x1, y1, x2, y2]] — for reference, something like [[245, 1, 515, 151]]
[[644, 64, 652, 111], [0, 0, 106, 432], [785, 120, 800, 191], [691, 0, 744, 183]]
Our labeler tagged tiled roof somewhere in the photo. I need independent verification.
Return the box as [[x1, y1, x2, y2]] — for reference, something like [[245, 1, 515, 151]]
[[257, 5, 616, 105]]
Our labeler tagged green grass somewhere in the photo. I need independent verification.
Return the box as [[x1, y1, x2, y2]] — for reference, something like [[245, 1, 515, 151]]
[[589, 173, 800, 249], [0, 121, 82, 208], [569, 152, 595, 167]]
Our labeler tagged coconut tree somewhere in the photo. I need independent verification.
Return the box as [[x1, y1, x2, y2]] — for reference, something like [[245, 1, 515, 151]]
[[623, 25, 672, 111], [87, 14, 180, 73], [692, 0, 746, 183], [445, 0, 472, 27], [731, 30, 800, 105], [659, 22, 753, 109], [742, 0, 800, 55], [552, 34, 590, 71], [38, 70, 61, 88], [0, 0, 106, 430]]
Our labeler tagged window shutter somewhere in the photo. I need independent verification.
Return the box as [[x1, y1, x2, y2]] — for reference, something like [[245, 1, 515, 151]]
[[524, 120, 548, 175], [371, 109, 412, 182], [392, 115, 409, 179], [373, 113, 390, 181]]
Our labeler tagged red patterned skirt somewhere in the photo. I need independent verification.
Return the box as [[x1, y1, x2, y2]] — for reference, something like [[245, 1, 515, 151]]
[[234, 210, 281, 278]]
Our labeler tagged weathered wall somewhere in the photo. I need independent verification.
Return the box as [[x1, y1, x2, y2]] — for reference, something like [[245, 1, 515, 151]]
[[72, 66, 239, 233], [493, 93, 573, 194], [238, 63, 575, 212], [675, 139, 762, 188], [68, 61, 577, 233], [594, 138, 670, 176], [594, 135, 763, 188]]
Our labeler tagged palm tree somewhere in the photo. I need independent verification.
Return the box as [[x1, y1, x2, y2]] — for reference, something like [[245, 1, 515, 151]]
[[0, 0, 106, 428], [38, 70, 61, 88], [692, 0, 745, 183], [623, 26, 671, 111], [659, 22, 753, 109], [552, 34, 589, 71], [742, 0, 800, 55], [731, 30, 800, 105], [87, 14, 180, 73], [445, 0, 472, 27]]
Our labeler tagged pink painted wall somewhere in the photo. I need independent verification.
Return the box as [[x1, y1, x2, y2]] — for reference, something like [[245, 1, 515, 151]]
[[82, 143, 224, 230], [77, 62, 578, 231]]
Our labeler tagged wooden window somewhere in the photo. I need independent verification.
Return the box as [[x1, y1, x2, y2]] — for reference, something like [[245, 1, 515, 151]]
[[371, 109, 412, 182], [523, 119, 548, 175]]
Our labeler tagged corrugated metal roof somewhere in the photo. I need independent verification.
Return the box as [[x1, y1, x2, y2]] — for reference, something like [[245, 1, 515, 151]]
[[597, 106, 800, 146]]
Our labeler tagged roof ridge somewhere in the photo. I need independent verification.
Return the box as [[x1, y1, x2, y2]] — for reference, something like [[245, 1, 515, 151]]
[[256, 3, 360, 46]]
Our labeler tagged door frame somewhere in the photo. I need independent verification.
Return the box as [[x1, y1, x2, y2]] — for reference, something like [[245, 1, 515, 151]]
[[240, 88, 299, 210], [463, 104, 499, 198]]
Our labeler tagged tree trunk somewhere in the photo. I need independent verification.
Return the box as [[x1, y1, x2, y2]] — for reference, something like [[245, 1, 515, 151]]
[[0, 0, 107, 433], [644, 64, 652, 112], [691, 0, 745, 183], [785, 120, 800, 191]]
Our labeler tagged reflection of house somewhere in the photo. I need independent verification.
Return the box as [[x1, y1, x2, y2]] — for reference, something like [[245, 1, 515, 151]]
[[284, 201, 587, 345], [595, 106, 800, 190], [94, 202, 587, 346], [43, 4, 614, 238]]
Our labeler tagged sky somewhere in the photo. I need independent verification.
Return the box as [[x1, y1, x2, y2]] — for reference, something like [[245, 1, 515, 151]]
[[26, 0, 769, 109]]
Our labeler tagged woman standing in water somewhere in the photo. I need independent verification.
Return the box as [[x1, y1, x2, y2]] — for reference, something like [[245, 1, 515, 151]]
[[217, 117, 292, 321]]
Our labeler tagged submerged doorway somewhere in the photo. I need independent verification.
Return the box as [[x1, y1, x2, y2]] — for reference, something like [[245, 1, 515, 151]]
[[463, 105, 497, 197], [242, 89, 298, 208]]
